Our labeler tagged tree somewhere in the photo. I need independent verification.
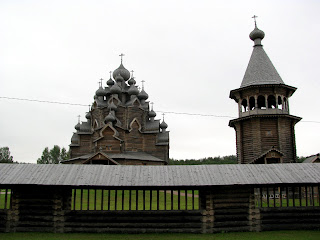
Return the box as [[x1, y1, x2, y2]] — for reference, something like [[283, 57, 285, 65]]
[[37, 145, 69, 164], [169, 155, 237, 165], [0, 147, 14, 163]]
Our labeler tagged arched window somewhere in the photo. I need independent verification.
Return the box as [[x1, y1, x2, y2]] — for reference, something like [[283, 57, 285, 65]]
[[278, 96, 283, 109], [249, 97, 255, 110], [283, 97, 287, 110], [268, 95, 276, 109], [257, 95, 266, 109], [241, 99, 248, 112]]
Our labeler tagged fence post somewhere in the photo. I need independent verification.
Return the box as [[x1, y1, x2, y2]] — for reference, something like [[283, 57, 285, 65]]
[[200, 189, 214, 233], [248, 188, 261, 232], [53, 189, 68, 233]]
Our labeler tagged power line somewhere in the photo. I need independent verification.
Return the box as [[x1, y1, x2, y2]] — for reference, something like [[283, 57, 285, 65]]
[[0, 96, 88, 107], [157, 111, 234, 118], [1, 96, 320, 123]]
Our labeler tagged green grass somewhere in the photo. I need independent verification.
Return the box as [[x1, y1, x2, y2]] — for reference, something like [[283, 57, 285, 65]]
[[72, 189, 199, 211], [0, 189, 11, 209], [0, 231, 320, 240]]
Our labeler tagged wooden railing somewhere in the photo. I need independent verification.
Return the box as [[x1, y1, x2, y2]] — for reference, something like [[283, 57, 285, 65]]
[[71, 189, 199, 211], [254, 185, 320, 208]]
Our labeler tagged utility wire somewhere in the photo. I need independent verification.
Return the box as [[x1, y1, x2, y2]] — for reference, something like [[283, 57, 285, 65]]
[[0, 96, 88, 107], [1, 96, 320, 123]]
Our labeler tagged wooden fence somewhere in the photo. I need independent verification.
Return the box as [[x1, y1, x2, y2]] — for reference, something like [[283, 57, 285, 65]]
[[0, 184, 319, 233]]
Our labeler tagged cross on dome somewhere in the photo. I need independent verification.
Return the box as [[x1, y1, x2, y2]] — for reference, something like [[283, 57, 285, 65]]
[[77, 115, 81, 123], [252, 15, 258, 27], [141, 80, 145, 89], [131, 70, 134, 78], [150, 102, 154, 110], [119, 53, 125, 63], [98, 78, 103, 87]]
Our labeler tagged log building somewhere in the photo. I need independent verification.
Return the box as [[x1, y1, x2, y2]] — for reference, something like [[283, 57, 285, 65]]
[[229, 22, 301, 164], [62, 57, 169, 165], [0, 163, 319, 233]]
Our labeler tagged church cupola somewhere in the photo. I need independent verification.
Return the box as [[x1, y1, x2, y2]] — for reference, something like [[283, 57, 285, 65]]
[[110, 82, 122, 95], [160, 115, 168, 132], [128, 84, 139, 96], [229, 16, 301, 164], [107, 71, 115, 86], [104, 111, 116, 124], [112, 53, 131, 81]]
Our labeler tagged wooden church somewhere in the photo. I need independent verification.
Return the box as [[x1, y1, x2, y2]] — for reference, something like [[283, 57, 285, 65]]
[[61, 56, 169, 165], [229, 20, 301, 164]]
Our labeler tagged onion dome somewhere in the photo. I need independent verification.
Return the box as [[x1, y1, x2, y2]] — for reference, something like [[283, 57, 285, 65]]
[[113, 63, 130, 81], [107, 77, 114, 86], [115, 74, 124, 83], [108, 101, 117, 111], [80, 122, 91, 132], [74, 122, 81, 131], [249, 27, 265, 41], [85, 112, 91, 119], [110, 83, 122, 94], [148, 109, 156, 118], [138, 89, 149, 100], [128, 77, 136, 86], [104, 87, 110, 95], [128, 84, 139, 96], [104, 112, 116, 123], [95, 86, 107, 96], [71, 133, 79, 144], [160, 120, 168, 130]]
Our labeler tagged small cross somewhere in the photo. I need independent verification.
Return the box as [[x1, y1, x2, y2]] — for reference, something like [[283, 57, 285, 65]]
[[88, 105, 91, 111], [98, 78, 103, 87], [252, 15, 258, 27], [150, 102, 154, 110], [109, 71, 112, 78], [119, 53, 125, 63], [141, 80, 145, 89], [77, 115, 81, 123], [162, 113, 165, 121], [131, 70, 134, 78]]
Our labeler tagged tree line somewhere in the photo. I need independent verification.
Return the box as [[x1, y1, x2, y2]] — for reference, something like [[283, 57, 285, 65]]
[[0, 146, 309, 164], [169, 155, 237, 165]]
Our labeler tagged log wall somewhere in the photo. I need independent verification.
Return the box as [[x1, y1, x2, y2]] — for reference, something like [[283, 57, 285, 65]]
[[64, 210, 203, 233]]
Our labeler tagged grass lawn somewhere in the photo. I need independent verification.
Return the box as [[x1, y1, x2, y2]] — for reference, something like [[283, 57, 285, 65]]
[[0, 231, 320, 240]]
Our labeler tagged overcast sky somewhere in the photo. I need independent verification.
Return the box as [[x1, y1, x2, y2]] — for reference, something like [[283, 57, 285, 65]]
[[1, 0, 319, 163]]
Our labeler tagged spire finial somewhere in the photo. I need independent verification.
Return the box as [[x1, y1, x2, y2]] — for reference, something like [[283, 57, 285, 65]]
[[150, 102, 154, 110], [141, 80, 145, 90], [98, 78, 103, 87], [109, 71, 112, 78], [131, 70, 134, 78], [77, 115, 81, 123], [162, 113, 165, 121], [119, 53, 125, 63], [88, 105, 91, 111], [252, 15, 258, 28]]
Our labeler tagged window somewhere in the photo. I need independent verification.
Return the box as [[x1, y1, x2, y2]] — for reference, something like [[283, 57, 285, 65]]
[[71, 189, 199, 211], [254, 186, 320, 208], [0, 188, 12, 209]]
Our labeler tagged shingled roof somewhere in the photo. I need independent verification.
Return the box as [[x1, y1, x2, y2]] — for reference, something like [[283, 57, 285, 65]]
[[240, 35, 284, 88], [0, 163, 319, 187]]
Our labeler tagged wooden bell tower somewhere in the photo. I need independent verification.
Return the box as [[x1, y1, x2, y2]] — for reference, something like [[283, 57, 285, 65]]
[[229, 19, 301, 164]]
